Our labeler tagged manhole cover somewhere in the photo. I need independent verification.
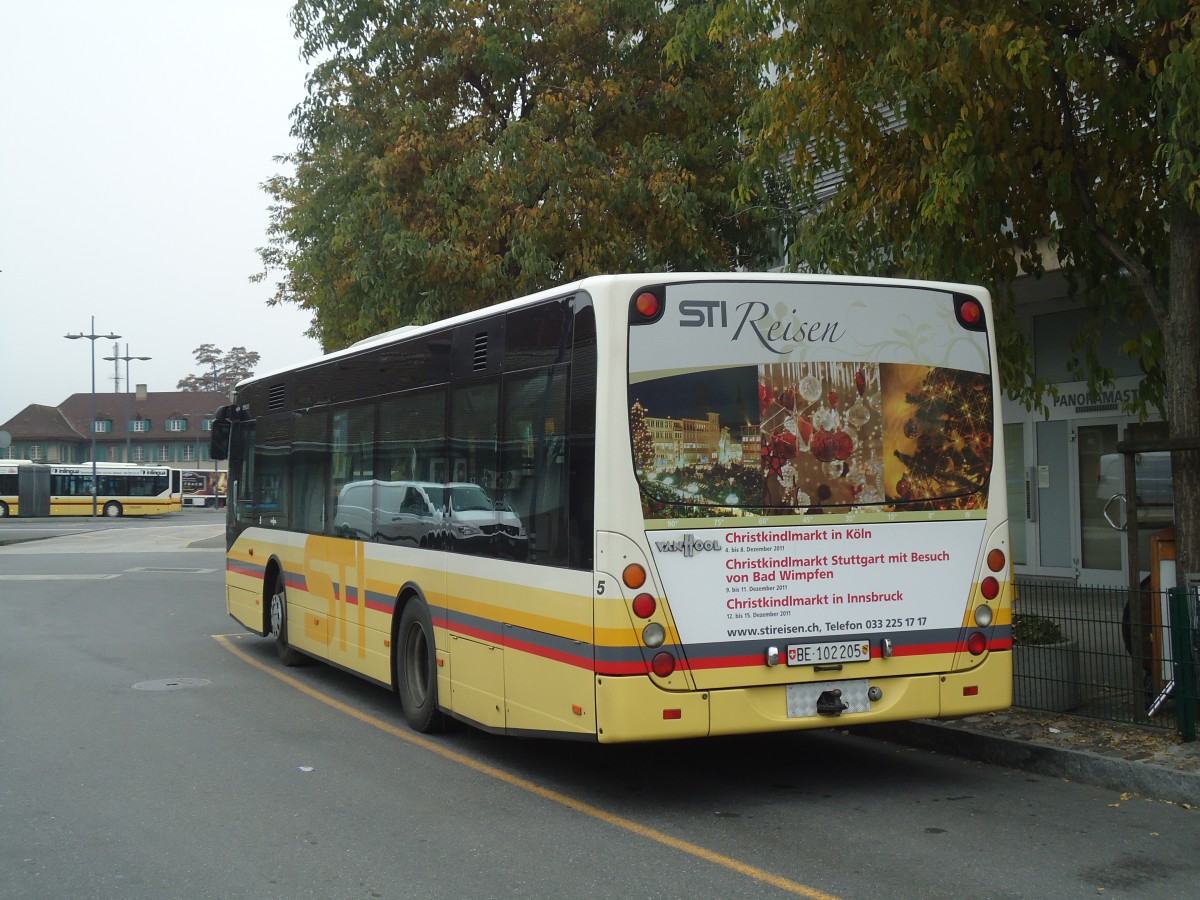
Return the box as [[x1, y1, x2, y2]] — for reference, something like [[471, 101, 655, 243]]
[[133, 678, 212, 692]]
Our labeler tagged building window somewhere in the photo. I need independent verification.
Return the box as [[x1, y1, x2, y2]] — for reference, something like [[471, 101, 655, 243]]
[[94, 419, 112, 433], [166, 418, 187, 432], [131, 419, 150, 433], [202, 418, 213, 432], [158, 445, 171, 461], [48, 445, 61, 462], [29, 444, 44, 460], [132, 446, 146, 462], [182, 444, 196, 461], [106, 447, 120, 461]]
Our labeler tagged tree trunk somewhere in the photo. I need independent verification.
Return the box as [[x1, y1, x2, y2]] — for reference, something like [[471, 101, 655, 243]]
[[1165, 204, 1200, 585]]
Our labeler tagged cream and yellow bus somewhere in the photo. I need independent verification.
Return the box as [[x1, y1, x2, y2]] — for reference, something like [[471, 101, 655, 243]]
[[1, 461, 180, 517], [211, 273, 1012, 742]]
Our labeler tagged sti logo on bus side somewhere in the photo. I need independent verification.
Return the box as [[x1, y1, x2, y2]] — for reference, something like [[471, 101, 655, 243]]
[[677, 299, 844, 355]]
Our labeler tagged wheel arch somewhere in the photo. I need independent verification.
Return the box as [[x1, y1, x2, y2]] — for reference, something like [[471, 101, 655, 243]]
[[261, 554, 287, 636], [390, 580, 433, 690]]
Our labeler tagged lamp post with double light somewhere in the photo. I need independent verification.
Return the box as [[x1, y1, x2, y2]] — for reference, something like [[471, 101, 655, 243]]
[[103, 344, 152, 463], [64, 318, 122, 517]]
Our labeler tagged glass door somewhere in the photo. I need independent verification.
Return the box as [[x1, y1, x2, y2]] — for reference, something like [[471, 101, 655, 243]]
[[1075, 421, 1126, 586]]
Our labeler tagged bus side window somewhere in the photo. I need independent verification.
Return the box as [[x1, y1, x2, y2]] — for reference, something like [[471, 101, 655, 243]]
[[569, 302, 597, 570], [501, 366, 569, 566], [449, 381, 499, 558], [254, 416, 292, 528]]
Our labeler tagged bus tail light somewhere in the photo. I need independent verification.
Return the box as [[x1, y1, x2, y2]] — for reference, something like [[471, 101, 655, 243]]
[[651, 652, 676, 677], [967, 632, 988, 655], [642, 623, 666, 648], [980, 576, 999, 600], [623, 564, 646, 589], [632, 592, 656, 618], [987, 548, 1006, 572]]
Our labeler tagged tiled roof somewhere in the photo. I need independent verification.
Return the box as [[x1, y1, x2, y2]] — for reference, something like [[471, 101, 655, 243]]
[[0, 404, 82, 440], [4, 391, 227, 442]]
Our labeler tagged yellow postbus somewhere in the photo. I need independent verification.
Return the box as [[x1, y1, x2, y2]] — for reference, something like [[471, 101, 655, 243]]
[[211, 273, 1012, 742], [51, 463, 180, 516], [1, 461, 180, 517], [0, 462, 20, 516]]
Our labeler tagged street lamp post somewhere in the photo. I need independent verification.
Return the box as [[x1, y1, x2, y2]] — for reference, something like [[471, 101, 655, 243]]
[[64, 318, 122, 517], [103, 344, 152, 462]]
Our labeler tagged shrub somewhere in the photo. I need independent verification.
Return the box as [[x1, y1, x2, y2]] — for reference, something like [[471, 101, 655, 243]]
[[1012, 613, 1066, 645]]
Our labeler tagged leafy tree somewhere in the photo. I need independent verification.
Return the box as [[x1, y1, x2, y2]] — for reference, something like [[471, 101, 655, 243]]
[[177, 344, 261, 396], [689, 2, 1200, 583], [255, 0, 779, 349]]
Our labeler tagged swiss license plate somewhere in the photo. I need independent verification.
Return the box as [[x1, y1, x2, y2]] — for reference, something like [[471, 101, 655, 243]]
[[786, 640, 871, 666]]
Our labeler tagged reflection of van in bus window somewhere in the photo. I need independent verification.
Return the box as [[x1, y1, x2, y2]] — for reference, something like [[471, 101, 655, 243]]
[[445, 483, 526, 555], [1096, 451, 1173, 512], [334, 480, 445, 546]]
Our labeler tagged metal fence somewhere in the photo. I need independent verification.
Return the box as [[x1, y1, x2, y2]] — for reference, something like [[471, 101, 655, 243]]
[[1012, 578, 1197, 740]]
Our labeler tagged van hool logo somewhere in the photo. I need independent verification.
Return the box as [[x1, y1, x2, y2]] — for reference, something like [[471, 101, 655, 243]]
[[653, 534, 721, 557]]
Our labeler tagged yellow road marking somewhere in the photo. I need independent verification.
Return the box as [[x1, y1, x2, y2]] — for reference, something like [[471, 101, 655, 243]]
[[214, 633, 840, 899]]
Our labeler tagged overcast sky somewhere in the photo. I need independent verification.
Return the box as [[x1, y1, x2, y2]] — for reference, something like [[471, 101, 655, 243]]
[[0, 0, 323, 427]]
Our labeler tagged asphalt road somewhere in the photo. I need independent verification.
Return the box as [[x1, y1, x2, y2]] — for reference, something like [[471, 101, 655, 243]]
[[1, 512, 1198, 899]]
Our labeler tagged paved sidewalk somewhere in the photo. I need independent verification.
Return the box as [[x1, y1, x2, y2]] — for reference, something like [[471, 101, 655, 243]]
[[857, 707, 1200, 807]]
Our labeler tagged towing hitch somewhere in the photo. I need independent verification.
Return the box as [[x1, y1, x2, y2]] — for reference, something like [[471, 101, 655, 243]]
[[816, 689, 848, 716]]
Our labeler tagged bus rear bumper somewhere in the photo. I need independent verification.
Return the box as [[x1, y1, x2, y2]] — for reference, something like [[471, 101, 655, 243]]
[[594, 652, 1012, 742]]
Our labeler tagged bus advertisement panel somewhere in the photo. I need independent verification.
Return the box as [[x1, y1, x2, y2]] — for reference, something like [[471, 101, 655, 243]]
[[179, 469, 227, 508]]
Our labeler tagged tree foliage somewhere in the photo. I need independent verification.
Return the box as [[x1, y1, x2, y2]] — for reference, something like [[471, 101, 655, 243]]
[[177, 344, 261, 395], [257, 0, 780, 349], [714, 1, 1197, 410], [691, 0, 1200, 576]]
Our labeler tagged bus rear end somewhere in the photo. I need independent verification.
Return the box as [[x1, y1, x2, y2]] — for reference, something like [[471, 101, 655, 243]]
[[594, 276, 1011, 741]]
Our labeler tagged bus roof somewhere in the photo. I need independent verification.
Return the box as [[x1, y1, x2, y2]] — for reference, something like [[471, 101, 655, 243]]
[[237, 271, 989, 391]]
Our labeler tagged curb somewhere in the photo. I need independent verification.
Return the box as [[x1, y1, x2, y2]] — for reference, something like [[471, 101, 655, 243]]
[[855, 721, 1200, 807]]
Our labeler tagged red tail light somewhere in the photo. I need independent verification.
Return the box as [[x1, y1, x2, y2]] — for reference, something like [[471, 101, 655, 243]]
[[632, 593, 656, 618], [651, 652, 676, 677], [967, 632, 988, 655], [981, 576, 1000, 600]]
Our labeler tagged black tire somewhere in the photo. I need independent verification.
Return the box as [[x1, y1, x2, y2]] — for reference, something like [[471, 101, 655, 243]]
[[0, 500, 8, 518], [268, 570, 306, 666], [103, 501, 123, 518], [396, 600, 444, 732]]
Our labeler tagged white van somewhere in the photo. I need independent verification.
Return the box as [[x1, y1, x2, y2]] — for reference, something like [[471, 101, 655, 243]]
[[334, 480, 525, 550]]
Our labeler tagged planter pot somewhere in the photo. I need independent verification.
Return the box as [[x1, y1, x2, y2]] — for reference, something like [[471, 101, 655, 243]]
[[1013, 639, 1081, 712]]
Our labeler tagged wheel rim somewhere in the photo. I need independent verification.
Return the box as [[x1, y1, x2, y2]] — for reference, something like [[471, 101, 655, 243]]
[[270, 587, 285, 639], [105, 503, 119, 517], [403, 622, 430, 705]]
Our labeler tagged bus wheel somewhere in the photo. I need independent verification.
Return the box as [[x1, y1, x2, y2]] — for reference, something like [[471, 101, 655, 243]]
[[397, 600, 444, 733], [103, 501, 123, 517], [269, 571, 306, 667], [0, 501, 8, 517]]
